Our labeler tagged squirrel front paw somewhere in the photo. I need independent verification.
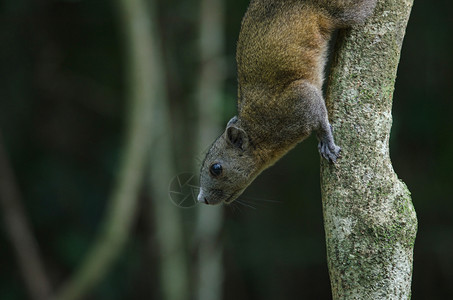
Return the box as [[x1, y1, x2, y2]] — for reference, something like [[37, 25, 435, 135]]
[[318, 141, 341, 164]]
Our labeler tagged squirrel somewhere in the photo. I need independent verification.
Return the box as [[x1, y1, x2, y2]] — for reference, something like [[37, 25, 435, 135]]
[[197, 0, 377, 205]]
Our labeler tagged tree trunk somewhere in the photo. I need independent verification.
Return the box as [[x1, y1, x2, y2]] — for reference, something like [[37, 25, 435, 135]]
[[321, 0, 417, 299]]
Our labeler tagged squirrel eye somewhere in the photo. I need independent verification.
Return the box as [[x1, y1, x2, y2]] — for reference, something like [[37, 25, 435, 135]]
[[209, 163, 223, 177]]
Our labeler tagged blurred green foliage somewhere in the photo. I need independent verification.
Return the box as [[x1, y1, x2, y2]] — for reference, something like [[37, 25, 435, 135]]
[[0, 0, 452, 299]]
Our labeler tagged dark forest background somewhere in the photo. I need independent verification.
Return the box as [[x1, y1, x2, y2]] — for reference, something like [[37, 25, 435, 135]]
[[1, 0, 452, 299]]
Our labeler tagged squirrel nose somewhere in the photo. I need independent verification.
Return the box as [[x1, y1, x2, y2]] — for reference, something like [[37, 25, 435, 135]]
[[197, 189, 209, 204]]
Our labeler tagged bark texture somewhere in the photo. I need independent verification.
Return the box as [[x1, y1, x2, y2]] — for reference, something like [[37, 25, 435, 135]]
[[321, 0, 417, 299]]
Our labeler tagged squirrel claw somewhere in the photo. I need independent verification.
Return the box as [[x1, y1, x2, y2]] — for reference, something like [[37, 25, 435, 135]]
[[318, 141, 341, 164]]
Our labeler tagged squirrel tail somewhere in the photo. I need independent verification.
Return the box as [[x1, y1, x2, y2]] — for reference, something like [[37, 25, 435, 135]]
[[311, 0, 378, 27]]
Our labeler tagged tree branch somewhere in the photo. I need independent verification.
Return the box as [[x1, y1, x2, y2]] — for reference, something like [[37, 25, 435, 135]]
[[194, 0, 226, 299], [141, 2, 190, 300], [0, 133, 52, 300], [321, 0, 417, 299], [52, 0, 155, 298]]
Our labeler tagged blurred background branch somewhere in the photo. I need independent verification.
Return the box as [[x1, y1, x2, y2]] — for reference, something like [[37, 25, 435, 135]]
[[52, 0, 155, 298], [0, 132, 52, 300], [144, 0, 190, 299], [194, 0, 226, 299]]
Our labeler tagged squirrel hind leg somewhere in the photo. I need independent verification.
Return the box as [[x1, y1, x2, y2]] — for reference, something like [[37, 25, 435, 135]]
[[315, 0, 378, 27]]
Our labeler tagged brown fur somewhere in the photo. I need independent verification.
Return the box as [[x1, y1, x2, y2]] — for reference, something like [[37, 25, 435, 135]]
[[198, 0, 377, 205]]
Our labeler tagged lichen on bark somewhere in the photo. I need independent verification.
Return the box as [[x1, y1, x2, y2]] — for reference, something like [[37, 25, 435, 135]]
[[321, 0, 417, 299]]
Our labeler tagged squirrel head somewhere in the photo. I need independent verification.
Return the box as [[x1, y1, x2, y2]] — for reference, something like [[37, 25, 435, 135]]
[[197, 116, 259, 205]]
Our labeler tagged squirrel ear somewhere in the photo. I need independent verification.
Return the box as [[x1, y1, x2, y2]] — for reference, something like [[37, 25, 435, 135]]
[[226, 125, 248, 150], [227, 116, 238, 127]]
